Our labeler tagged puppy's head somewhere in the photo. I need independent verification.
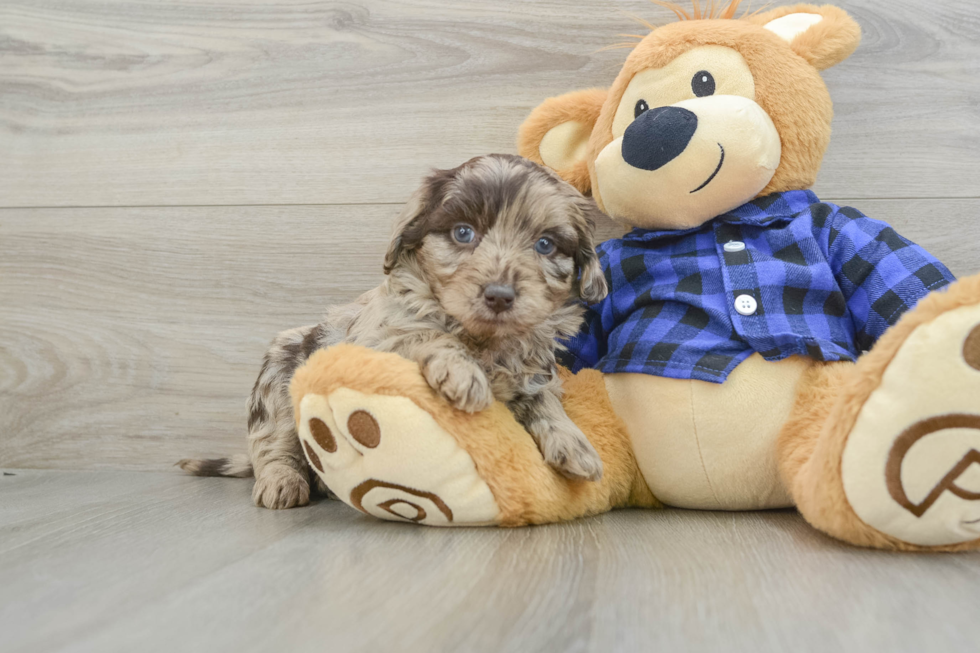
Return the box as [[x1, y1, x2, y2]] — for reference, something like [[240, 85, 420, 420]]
[[384, 154, 608, 338]]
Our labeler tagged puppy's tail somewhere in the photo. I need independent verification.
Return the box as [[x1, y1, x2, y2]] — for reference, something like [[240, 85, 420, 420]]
[[176, 454, 253, 478]]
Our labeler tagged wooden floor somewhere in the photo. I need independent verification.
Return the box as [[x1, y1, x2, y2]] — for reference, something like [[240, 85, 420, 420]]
[[1, 469, 978, 653], [3, 1, 980, 651]]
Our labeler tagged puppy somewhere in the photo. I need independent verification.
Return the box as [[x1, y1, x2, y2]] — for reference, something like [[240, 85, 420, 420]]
[[180, 154, 609, 509]]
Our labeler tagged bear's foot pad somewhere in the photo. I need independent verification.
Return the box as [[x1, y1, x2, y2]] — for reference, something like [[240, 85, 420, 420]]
[[297, 388, 501, 526], [843, 303, 980, 547]]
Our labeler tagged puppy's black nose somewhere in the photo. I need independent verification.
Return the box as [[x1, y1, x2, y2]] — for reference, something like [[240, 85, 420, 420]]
[[622, 106, 698, 172], [483, 284, 515, 314]]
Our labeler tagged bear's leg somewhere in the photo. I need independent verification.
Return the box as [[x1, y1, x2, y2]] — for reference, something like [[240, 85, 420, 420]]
[[289, 344, 656, 527], [779, 275, 980, 551]]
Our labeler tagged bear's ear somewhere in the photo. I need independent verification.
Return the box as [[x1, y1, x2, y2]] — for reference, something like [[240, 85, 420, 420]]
[[517, 88, 607, 194], [749, 4, 861, 71]]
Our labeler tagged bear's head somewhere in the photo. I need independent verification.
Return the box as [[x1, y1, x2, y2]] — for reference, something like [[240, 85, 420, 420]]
[[518, 2, 861, 230]]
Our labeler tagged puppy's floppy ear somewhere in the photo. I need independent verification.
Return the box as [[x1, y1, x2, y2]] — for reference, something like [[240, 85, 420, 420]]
[[517, 88, 607, 195], [383, 168, 455, 274], [749, 4, 861, 71], [573, 199, 609, 304], [383, 187, 428, 274]]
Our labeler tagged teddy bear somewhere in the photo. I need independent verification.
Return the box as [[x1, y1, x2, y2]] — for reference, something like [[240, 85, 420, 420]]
[[289, 1, 980, 551]]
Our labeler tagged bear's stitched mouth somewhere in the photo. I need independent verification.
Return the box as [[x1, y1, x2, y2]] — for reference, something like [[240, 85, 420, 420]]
[[690, 143, 725, 194]]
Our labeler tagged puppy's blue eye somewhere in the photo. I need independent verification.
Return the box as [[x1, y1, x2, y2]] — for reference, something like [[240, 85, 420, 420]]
[[535, 237, 556, 255], [452, 224, 476, 244]]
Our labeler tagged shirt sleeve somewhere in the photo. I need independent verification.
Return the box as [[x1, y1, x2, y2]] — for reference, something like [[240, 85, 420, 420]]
[[556, 301, 608, 372], [826, 205, 955, 352]]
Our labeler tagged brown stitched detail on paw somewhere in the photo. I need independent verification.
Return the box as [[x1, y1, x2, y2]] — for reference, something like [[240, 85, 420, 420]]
[[963, 324, 980, 371], [885, 414, 980, 518], [349, 479, 453, 522], [309, 418, 337, 453], [303, 441, 324, 473], [347, 410, 381, 448], [378, 499, 427, 522]]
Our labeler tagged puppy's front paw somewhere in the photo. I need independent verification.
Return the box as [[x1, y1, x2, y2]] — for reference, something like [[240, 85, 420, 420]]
[[422, 353, 494, 413], [253, 464, 311, 509], [532, 421, 604, 482]]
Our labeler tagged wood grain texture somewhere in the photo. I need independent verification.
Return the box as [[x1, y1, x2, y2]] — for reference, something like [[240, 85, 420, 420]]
[[0, 470, 978, 653], [2, 3, 979, 647], [1, 0, 978, 207], [1, 200, 977, 471], [0, 205, 394, 469]]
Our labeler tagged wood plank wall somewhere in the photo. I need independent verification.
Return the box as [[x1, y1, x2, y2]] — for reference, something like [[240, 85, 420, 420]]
[[2, 0, 978, 470]]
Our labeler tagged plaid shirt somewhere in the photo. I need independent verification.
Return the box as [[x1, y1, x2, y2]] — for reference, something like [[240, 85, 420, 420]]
[[559, 190, 954, 383]]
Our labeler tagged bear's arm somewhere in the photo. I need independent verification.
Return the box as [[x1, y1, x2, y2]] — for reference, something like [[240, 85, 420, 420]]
[[824, 205, 956, 352]]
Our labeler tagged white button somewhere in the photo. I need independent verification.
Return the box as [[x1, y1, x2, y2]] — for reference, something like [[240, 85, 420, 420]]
[[723, 240, 746, 253], [734, 294, 758, 316]]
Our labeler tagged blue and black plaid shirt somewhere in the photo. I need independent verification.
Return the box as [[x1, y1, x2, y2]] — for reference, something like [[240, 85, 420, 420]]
[[559, 190, 954, 383]]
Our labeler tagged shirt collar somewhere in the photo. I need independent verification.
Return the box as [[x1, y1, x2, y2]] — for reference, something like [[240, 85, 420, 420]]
[[621, 190, 821, 243]]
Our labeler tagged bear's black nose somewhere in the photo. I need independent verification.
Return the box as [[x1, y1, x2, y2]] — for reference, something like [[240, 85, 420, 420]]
[[621, 106, 698, 172], [483, 284, 515, 314]]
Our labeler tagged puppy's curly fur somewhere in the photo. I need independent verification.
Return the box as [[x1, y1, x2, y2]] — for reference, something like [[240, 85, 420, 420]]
[[179, 154, 609, 509]]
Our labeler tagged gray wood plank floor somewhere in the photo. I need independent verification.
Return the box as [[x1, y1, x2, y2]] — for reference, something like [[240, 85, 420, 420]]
[[2, 469, 979, 653], [1, 0, 979, 207], [1, 0, 979, 471], [2, 200, 978, 470]]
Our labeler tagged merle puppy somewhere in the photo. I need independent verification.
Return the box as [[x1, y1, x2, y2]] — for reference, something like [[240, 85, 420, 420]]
[[180, 154, 609, 509]]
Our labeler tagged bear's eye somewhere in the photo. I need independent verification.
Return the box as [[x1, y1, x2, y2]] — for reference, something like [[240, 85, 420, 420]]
[[634, 99, 650, 119], [452, 224, 477, 245], [692, 70, 715, 97]]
